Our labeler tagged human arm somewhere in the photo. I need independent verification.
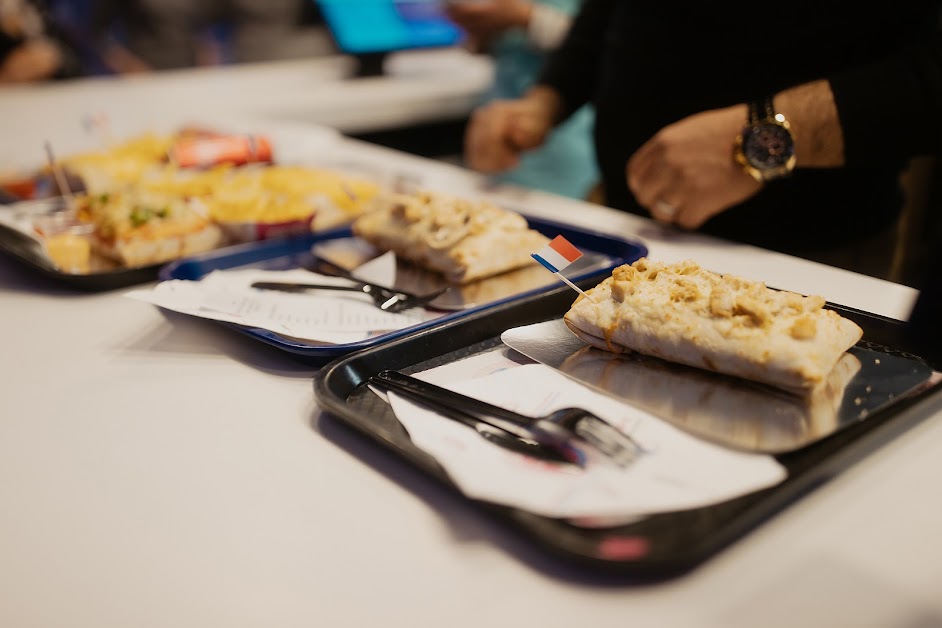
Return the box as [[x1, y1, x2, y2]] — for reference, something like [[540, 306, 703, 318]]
[[445, 0, 574, 51], [626, 81, 841, 228], [88, 0, 155, 73], [445, 0, 532, 51], [461, 0, 607, 173], [0, 36, 61, 82], [537, 0, 609, 119], [464, 84, 563, 172], [99, 43, 154, 74], [831, 31, 942, 165], [627, 32, 942, 229], [0, 0, 78, 83]]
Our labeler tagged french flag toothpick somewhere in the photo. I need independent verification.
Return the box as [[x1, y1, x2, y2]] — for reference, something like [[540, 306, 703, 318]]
[[532, 235, 587, 296]]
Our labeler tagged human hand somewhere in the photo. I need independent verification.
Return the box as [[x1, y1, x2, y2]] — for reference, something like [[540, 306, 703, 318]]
[[101, 43, 154, 74], [0, 39, 61, 83], [464, 88, 559, 172], [626, 105, 763, 229], [445, 0, 533, 48]]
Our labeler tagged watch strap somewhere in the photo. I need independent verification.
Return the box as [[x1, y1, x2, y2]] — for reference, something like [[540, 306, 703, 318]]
[[748, 96, 776, 125]]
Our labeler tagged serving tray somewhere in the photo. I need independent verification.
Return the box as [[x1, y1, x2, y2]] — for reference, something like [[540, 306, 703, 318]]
[[0, 199, 166, 291], [0, 197, 348, 292], [313, 288, 942, 578], [159, 215, 647, 364]]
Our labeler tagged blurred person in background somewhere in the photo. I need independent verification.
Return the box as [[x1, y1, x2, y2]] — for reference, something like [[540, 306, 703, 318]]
[[446, 0, 597, 200], [1, 0, 82, 82], [463, 0, 942, 281], [88, 0, 330, 73]]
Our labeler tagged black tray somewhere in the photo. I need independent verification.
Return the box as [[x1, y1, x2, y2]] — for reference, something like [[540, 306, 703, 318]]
[[0, 207, 165, 291], [0, 197, 351, 292], [159, 216, 647, 365], [313, 288, 942, 579]]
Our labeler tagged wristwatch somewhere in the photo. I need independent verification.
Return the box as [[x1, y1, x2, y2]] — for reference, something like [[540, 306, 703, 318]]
[[734, 96, 796, 182]]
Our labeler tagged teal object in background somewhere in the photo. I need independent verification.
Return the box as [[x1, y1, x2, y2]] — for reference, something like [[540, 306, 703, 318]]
[[316, 0, 463, 54], [484, 0, 598, 200]]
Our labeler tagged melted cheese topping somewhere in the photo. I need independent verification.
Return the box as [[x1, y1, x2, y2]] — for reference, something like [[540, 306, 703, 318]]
[[368, 190, 530, 250], [352, 189, 548, 283], [605, 258, 827, 342], [565, 257, 865, 392]]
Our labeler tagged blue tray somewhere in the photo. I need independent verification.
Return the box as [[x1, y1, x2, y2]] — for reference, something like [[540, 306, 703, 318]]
[[159, 215, 647, 364]]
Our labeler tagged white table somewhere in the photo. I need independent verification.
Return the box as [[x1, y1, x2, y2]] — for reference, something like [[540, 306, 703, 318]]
[[1, 72, 941, 628]]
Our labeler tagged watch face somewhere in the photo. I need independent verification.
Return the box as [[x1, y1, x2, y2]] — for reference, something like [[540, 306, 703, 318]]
[[742, 122, 795, 170]]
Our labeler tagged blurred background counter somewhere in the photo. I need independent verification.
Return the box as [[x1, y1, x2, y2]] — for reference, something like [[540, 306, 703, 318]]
[[0, 47, 495, 171]]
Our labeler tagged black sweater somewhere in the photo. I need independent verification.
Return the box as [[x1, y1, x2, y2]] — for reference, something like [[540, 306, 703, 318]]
[[539, 0, 942, 254]]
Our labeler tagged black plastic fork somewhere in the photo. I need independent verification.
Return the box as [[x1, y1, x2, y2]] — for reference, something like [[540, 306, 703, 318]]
[[370, 370, 644, 468], [251, 256, 449, 314]]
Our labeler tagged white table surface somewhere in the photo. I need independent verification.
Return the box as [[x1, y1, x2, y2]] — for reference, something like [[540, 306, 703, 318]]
[[1, 68, 941, 628]]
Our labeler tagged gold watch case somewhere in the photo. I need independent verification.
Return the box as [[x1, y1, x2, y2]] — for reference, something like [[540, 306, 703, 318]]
[[734, 98, 796, 182]]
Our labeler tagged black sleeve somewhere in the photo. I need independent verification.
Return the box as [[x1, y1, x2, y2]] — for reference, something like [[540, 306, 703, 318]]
[[904, 243, 942, 363], [89, 0, 125, 42], [830, 30, 942, 165], [537, 0, 613, 120]]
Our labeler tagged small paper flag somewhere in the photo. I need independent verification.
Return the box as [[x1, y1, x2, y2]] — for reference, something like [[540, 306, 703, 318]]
[[532, 235, 583, 274]]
